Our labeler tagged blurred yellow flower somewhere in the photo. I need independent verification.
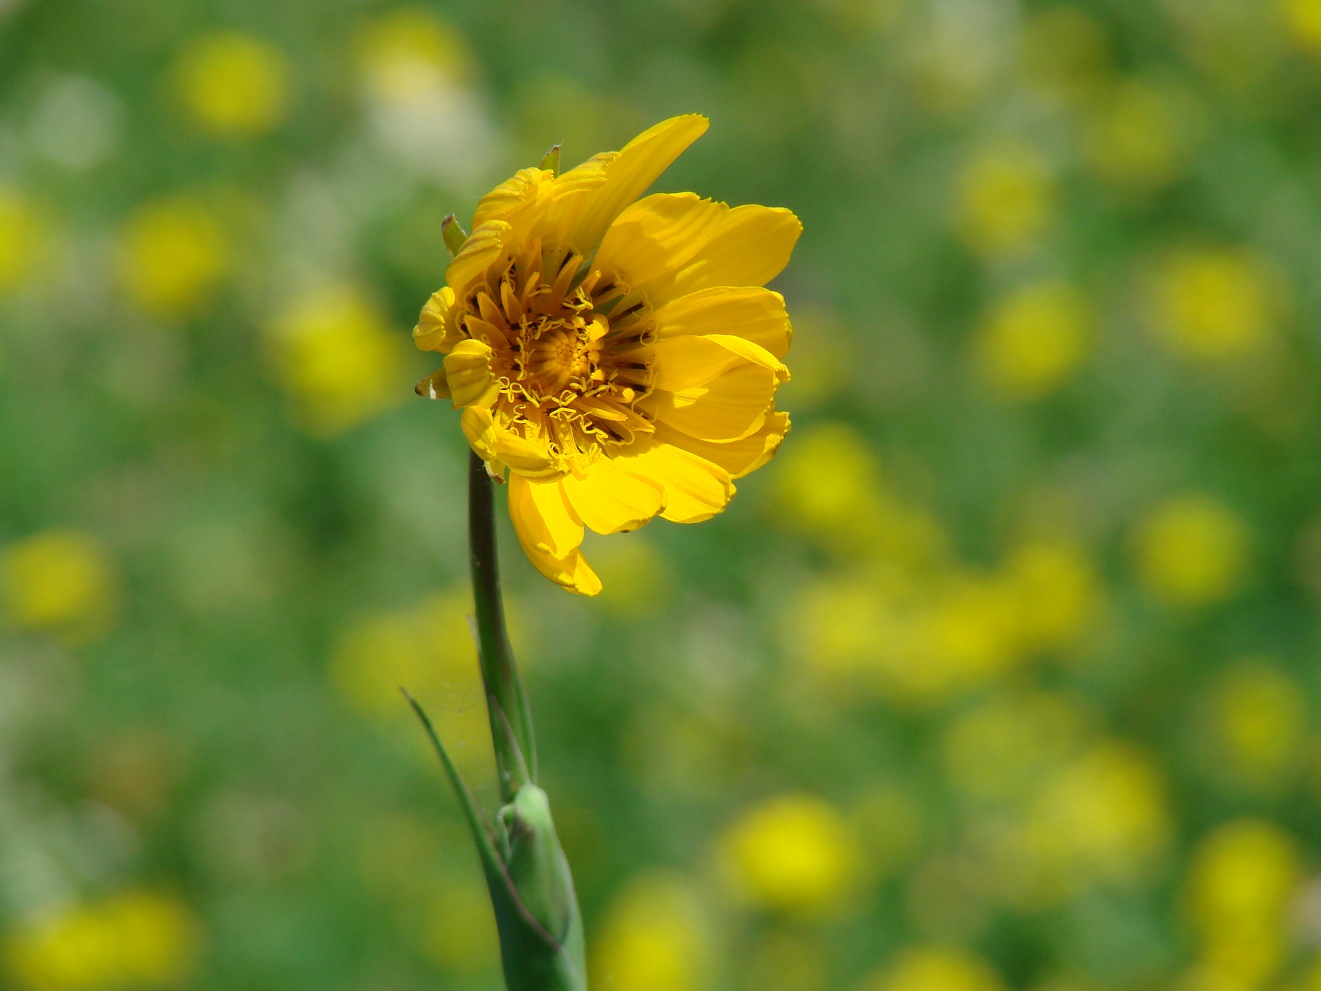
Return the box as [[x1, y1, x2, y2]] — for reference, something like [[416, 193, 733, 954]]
[[267, 285, 407, 435], [1133, 494, 1248, 608], [589, 533, 674, 618], [864, 946, 1005, 991], [117, 196, 230, 321], [1024, 742, 1171, 898], [1018, 6, 1111, 107], [1281, 0, 1321, 52], [1002, 537, 1104, 654], [955, 143, 1055, 258], [973, 281, 1092, 401], [1186, 819, 1301, 988], [1146, 246, 1282, 363], [590, 872, 708, 991], [718, 792, 860, 916], [423, 878, 498, 976], [789, 572, 913, 699], [1081, 80, 1189, 193], [772, 422, 882, 540], [414, 115, 798, 595], [172, 32, 290, 137], [0, 186, 49, 294], [4, 890, 201, 991], [2, 529, 117, 643], [1206, 660, 1308, 790], [355, 6, 471, 104], [921, 571, 1023, 682]]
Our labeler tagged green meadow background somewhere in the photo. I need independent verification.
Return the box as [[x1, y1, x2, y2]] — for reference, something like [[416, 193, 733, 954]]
[[3, 0, 1321, 989]]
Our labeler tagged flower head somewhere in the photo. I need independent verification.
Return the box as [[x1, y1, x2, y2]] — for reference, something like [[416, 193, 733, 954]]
[[414, 115, 799, 594]]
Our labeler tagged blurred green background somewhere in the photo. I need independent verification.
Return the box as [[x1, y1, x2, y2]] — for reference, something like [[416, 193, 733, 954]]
[[4, 0, 1321, 989]]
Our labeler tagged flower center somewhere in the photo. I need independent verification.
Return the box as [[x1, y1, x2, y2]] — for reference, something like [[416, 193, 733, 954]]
[[458, 240, 657, 474]]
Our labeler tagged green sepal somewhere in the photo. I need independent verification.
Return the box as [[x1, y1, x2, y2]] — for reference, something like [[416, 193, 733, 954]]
[[404, 691, 586, 991], [540, 144, 562, 178], [442, 213, 469, 258]]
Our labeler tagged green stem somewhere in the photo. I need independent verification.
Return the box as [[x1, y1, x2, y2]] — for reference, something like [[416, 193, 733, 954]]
[[469, 451, 538, 800]]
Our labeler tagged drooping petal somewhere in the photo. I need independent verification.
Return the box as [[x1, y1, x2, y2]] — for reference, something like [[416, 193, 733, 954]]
[[415, 368, 451, 401], [614, 439, 735, 524], [443, 339, 498, 408], [413, 286, 457, 353], [461, 406, 499, 464], [642, 362, 780, 442], [507, 475, 602, 595], [561, 457, 667, 534], [555, 115, 709, 254], [653, 286, 793, 359], [650, 334, 786, 392], [654, 412, 790, 479], [594, 193, 727, 289]]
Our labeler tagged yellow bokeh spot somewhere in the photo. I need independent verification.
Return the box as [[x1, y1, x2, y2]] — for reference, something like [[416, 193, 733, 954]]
[[1019, 6, 1111, 106], [1022, 742, 1171, 900], [1081, 80, 1187, 193], [1281, 0, 1321, 52], [587, 534, 674, 619], [1133, 494, 1248, 608], [718, 792, 860, 916], [172, 32, 290, 136], [1147, 246, 1281, 363], [2, 529, 117, 643], [590, 872, 708, 991], [1187, 819, 1300, 951], [423, 879, 498, 976], [864, 946, 1006, 991], [1001, 537, 1103, 654], [118, 196, 230, 321], [1206, 660, 1308, 790], [0, 186, 49, 294], [355, 6, 471, 105], [772, 422, 882, 538], [4, 891, 201, 991], [974, 281, 1092, 401], [266, 285, 407, 435], [955, 143, 1056, 258]]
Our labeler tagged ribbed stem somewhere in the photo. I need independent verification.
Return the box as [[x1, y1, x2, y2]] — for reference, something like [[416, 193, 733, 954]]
[[469, 451, 538, 801]]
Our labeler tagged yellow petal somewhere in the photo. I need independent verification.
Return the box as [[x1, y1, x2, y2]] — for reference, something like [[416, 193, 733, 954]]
[[614, 440, 735, 524], [558, 115, 709, 253], [443, 339, 498, 408], [471, 167, 554, 229], [508, 475, 602, 595], [413, 286, 457, 353], [445, 220, 510, 297], [415, 368, 451, 401], [461, 406, 498, 463], [647, 205, 801, 304], [654, 412, 790, 479], [654, 286, 793, 359], [642, 363, 779, 442], [561, 457, 667, 534], [650, 333, 786, 392], [594, 193, 727, 289], [495, 430, 563, 479]]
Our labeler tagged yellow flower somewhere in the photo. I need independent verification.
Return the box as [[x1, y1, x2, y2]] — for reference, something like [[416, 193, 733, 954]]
[[414, 116, 799, 594], [4, 890, 201, 991], [718, 792, 859, 916], [117, 195, 230, 321], [590, 872, 708, 991], [1081, 80, 1189, 194], [1133, 494, 1248, 608], [2, 529, 118, 643], [1205, 660, 1308, 791], [1146, 246, 1282, 364], [267, 285, 407, 435], [973, 281, 1092, 401], [172, 32, 290, 137]]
